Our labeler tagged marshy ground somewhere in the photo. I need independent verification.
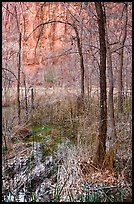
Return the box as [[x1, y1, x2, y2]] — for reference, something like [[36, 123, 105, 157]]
[[2, 86, 132, 202]]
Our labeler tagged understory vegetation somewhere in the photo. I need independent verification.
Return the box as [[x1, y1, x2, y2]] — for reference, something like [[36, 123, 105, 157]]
[[2, 92, 132, 202], [2, 2, 132, 202]]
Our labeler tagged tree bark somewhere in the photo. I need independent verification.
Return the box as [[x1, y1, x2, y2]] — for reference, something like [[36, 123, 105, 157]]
[[106, 30, 117, 144], [117, 3, 128, 113], [94, 2, 107, 166], [31, 88, 34, 109], [17, 32, 21, 124], [14, 3, 21, 125], [22, 72, 28, 116], [74, 26, 85, 98], [118, 45, 124, 113]]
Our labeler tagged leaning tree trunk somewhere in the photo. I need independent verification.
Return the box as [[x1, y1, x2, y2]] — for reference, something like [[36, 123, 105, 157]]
[[94, 2, 107, 166]]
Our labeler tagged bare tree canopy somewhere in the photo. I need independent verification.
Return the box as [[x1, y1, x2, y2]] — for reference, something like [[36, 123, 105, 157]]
[[2, 2, 132, 202]]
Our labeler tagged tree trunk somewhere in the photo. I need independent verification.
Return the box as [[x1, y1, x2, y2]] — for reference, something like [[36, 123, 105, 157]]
[[17, 32, 21, 125], [118, 45, 124, 113], [117, 3, 128, 113], [94, 2, 107, 166], [2, 132, 8, 151], [22, 72, 28, 116], [74, 26, 85, 115], [106, 30, 117, 145], [31, 88, 34, 109], [74, 26, 85, 98]]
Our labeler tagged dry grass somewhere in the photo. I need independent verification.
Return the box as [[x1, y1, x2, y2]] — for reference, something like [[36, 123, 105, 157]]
[[54, 137, 132, 201], [2, 86, 132, 201]]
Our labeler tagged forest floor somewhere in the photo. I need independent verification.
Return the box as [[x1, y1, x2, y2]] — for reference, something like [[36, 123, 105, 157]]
[[2, 86, 132, 202]]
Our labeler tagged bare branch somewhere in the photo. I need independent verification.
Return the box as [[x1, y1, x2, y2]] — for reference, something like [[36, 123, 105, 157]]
[[25, 19, 76, 42], [2, 67, 18, 81]]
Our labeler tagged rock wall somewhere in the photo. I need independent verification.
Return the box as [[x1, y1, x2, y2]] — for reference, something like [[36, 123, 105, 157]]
[[2, 2, 75, 85], [20, 3, 69, 74]]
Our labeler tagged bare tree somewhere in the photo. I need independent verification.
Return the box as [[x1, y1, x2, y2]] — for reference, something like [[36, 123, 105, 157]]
[[27, 18, 85, 99], [22, 71, 28, 116], [105, 22, 117, 159], [17, 32, 21, 124], [14, 3, 22, 124], [117, 3, 128, 112], [94, 2, 107, 166], [73, 26, 85, 98]]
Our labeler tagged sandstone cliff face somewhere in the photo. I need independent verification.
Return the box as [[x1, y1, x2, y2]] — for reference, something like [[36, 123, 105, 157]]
[[3, 2, 101, 87], [2, 2, 74, 84], [20, 3, 69, 74], [2, 2, 132, 88]]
